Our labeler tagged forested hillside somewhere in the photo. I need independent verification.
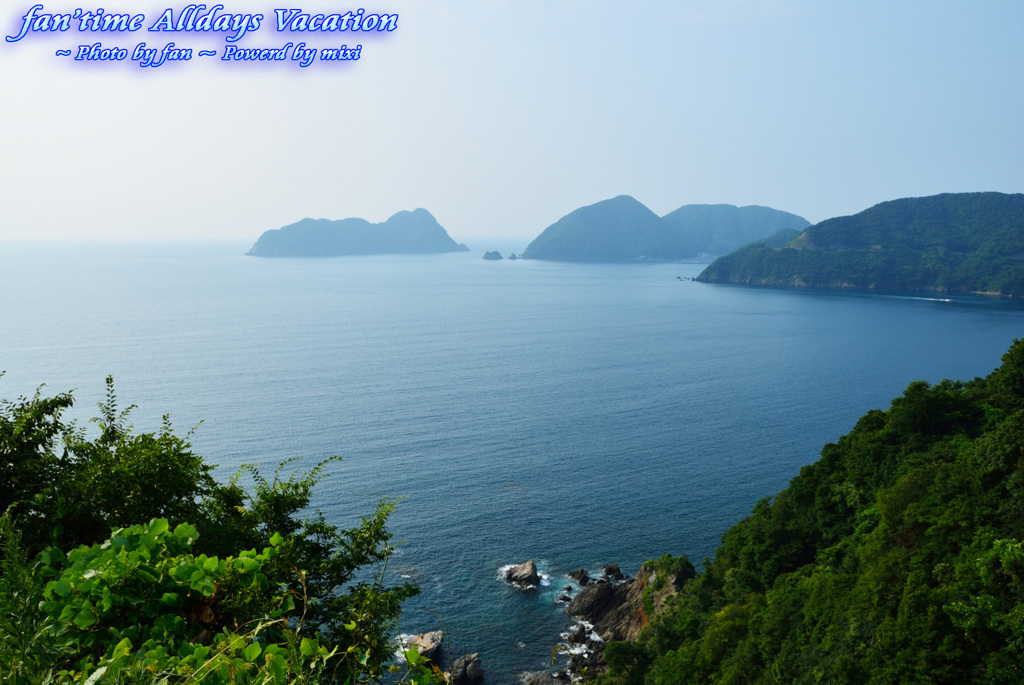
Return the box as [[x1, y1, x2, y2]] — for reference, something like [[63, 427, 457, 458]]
[[597, 340, 1024, 684], [696, 192, 1024, 296], [521, 196, 809, 261]]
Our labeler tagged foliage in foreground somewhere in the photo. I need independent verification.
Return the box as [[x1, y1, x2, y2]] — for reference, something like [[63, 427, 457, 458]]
[[597, 339, 1024, 684], [0, 377, 438, 684]]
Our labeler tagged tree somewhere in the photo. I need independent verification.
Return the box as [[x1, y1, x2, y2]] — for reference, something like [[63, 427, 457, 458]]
[[0, 378, 433, 683]]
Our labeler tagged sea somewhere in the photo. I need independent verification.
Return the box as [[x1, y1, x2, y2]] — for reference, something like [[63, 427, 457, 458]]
[[1, 240, 1021, 683]]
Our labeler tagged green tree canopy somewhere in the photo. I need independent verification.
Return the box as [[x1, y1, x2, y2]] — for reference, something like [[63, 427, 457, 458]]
[[0, 377, 435, 684]]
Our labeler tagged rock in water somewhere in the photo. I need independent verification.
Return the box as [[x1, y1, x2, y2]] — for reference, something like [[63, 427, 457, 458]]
[[482, 250, 503, 260], [566, 624, 588, 645], [450, 653, 484, 684], [567, 581, 615, 621], [506, 560, 540, 587], [603, 563, 625, 581], [405, 631, 444, 662], [567, 568, 590, 586]]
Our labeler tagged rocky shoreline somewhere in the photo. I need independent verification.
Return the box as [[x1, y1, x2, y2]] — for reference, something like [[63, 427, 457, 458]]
[[407, 558, 681, 684], [400, 630, 484, 684], [508, 560, 679, 683]]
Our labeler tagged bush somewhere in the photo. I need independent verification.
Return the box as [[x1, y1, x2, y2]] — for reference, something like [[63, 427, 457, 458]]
[[0, 378, 437, 684]]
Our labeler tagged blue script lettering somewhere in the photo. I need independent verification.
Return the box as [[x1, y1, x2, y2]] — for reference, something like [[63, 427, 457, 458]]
[[6, 4, 75, 42]]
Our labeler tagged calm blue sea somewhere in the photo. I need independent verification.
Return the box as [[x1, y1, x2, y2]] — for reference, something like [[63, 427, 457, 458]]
[[1, 241, 1022, 683]]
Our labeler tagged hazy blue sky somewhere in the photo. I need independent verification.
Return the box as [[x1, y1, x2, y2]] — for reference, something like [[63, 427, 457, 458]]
[[1, 0, 1021, 243]]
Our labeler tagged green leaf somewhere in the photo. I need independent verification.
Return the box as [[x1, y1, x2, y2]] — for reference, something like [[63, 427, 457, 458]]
[[110, 637, 133, 662], [172, 522, 199, 545], [405, 647, 422, 664], [269, 532, 284, 546], [300, 637, 316, 656], [74, 608, 97, 630], [55, 577, 73, 597], [243, 641, 262, 662], [82, 666, 108, 685], [159, 592, 182, 608]]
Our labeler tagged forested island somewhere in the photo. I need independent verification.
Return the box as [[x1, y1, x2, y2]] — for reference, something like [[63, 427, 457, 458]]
[[697, 192, 1024, 297], [520, 196, 809, 262], [246, 208, 469, 257]]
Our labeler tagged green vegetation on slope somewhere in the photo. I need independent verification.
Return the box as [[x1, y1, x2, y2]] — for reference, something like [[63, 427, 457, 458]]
[[696, 192, 1024, 296], [659, 205, 809, 258], [521, 197, 809, 262], [597, 340, 1024, 684], [0, 378, 438, 684]]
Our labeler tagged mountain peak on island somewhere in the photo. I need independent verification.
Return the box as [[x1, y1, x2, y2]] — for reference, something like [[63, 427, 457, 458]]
[[521, 196, 665, 262], [521, 196, 809, 262], [246, 209, 469, 258]]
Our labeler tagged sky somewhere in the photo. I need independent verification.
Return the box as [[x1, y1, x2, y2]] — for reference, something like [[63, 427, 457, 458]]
[[0, 0, 1021, 243]]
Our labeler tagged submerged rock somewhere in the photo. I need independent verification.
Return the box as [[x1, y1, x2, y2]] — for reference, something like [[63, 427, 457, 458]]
[[506, 560, 541, 587]]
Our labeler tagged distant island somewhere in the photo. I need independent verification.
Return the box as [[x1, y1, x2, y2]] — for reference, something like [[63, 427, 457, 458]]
[[696, 192, 1024, 297], [520, 195, 809, 262], [246, 209, 469, 257]]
